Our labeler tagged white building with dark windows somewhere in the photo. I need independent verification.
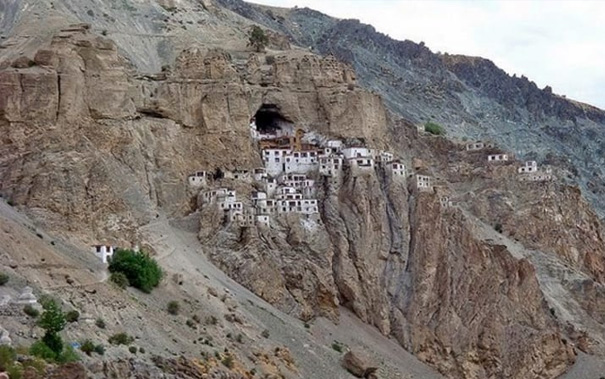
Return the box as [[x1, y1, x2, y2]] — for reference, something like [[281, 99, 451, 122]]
[[188, 171, 209, 187], [263, 148, 292, 176], [284, 150, 320, 174], [253, 167, 267, 181], [386, 161, 405, 178], [342, 147, 372, 160], [415, 175, 432, 192], [92, 245, 117, 263], [319, 155, 344, 176], [518, 161, 538, 173], [487, 154, 509, 162]]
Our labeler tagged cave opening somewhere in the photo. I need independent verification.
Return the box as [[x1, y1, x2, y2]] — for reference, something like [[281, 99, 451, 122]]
[[253, 104, 292, 135]]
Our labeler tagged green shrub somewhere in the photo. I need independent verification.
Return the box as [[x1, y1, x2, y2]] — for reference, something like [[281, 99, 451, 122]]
[[128, 346, 137, 354], [261, 329, 269, 338], [65, 310, 80, 323], [95, 318, 106, 329], [108, 332, 134, 346], [80, 340, 96, 356], [110, 272, 129, 289], [192, 314, 200, 323], [21, 357, 46, 375], [23, 304, 40, 318], [108, 249, 163, 293], [494, 223, 503, 233], [186, 319, 196, 328], [167, 301, 180, 315], [424, 121, 445, 136], [138, 347, 145, 354], [0, 272, 8, 286]]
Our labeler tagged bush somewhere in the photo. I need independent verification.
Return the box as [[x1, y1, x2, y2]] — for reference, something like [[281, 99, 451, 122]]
[[110, 272, 129, 289], [94, 344, 105, 355], [186, 319, 196, 328], [0, 272, 8, 286], [95, 318, 106, 329], [139, 347, 145, 354], [108, 333, 134, 346], [331, 341, 343, 353], [30, 340, 57, 361], [65, 310, 80, 323], [128, 346, 137, 354], [108, 249, 163, 293], [80, 340, 96, 356], [56, 345, 79, 364], [167, 301, 180, 315], [494, 223, 503, 233], [261, 329, 269, 338], [424, 121, 445, 136], [23, 304, 40, 318]]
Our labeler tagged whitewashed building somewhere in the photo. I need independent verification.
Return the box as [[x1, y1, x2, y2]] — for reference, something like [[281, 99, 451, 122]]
[[487, 154, 509, 162], [188, 171, 208, 187], [378, 151, 394, 164], [284, 150, 320, 174], [253, 168, 268, 181], [348, 157, 375, 172], [301, 199, 319, 214], [415, 175, 432, 191], [263, 178, 278, 198], [466, 142, 484, 151], [263, 148, 292, 176], [92, 245, 116, 263], [520, 172, 553, 182], [518, 161, 538, 173], [232, 170, 252, 182], [386, 161, 406, 178], [342, 147, 372, 160], [319, 155, 344, 176], [255, 214, 270, 227], [326, 140, 343, 150]]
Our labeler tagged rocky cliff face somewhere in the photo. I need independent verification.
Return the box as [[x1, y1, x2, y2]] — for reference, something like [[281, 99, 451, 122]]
[[2, 1, 605, 378]]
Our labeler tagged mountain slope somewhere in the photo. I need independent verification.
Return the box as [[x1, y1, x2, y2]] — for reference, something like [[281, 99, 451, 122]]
[[216, 0, 605, 218]]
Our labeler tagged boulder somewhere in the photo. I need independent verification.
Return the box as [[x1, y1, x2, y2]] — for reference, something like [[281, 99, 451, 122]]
[[341, 350, 377, 378]]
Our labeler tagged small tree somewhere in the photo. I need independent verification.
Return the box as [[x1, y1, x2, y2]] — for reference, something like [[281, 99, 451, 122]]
[[248, 25, 268, 53], [38, 300, 67, 356]]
